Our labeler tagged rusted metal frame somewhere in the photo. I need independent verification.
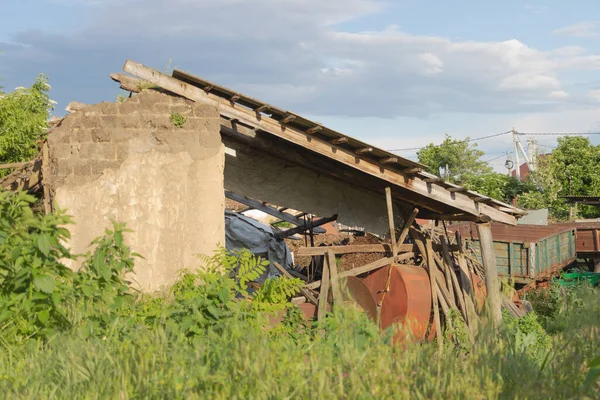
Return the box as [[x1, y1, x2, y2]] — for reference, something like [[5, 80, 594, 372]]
[[224, 190, 327, 234], [275, 214, 338, 239]]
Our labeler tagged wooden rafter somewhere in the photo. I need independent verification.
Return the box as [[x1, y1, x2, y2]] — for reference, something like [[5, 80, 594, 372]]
[[123, 60, 520, 225]]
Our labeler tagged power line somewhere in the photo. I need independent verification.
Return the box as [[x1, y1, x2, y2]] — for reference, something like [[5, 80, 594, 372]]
[[508, 130, 600, 138], [484, 153, 507, 162], [387, 130, 511, 152]]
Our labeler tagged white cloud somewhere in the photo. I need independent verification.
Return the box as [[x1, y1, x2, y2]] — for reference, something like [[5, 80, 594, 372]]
[[549, 90, 569, 99], [1, 0, 599, 124], [590, 89, 600, 101], [553, 21, 599, 37]]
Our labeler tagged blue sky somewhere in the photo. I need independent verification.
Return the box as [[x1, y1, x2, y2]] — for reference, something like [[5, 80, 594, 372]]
[[1, 0, 600, 170]]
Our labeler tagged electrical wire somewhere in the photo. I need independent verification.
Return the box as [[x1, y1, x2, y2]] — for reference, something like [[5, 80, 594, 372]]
[[387, 130, 511, 152], [519, 132, 600, 136]]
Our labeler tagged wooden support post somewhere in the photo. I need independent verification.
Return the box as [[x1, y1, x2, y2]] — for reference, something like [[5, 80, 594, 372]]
[[394, 207, 419, 259], [318, 258, 331, 321], [476, 222, 502, 326], [41, 142, 51, 214], [327, 250, 342, 305], [426, 239, 443, 349], [385, 187, 397, 256]]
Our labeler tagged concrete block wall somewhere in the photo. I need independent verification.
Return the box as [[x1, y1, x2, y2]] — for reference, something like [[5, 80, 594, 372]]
[[47, 90, 225, 291]]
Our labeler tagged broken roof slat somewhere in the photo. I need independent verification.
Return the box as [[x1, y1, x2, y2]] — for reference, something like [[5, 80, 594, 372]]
[[125, 61, 523, 224], [172, 68, 426, 172]]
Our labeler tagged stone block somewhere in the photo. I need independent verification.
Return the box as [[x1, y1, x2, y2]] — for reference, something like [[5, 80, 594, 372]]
[[101, 115, 120, 129], [79, 143, 116, 160], [118, 101, 141, 115], [97, 102, 120, 116], [82, 116, 104, 129], [193, 105, 219, 118], [76, 128, 93, 143], [184, 117, 211, 131], [56, 115, 83, 131], [111, 128, 137, 143], [116, 143, 130, 160], [120, 114, 142, 129], [90, 128, 111, 143], [83, 110, 100, 118], [152, 102, 171, 114], [168, 130, 198, 149], [90, 160, 121, 175], [72, 160, 92, 177], [51, 144, 75, 159], [55, 158, 74, 176], [48, 130, 71, 145], [143, 115, 173, 130], [137, 90, 170, 106], [170, 104, 192, 115]]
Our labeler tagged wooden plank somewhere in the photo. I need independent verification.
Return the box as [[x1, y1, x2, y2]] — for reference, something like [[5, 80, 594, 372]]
[[109, 72, 148, 93], [394, 207, 419, 259], [123, 60, 519, 225], [442, 239, 469, 324], [439, 239, 456, 301], [318, 257, 331, 321], [385, 187, 398, 256], [327, 251, 342, 305], [273, 262, 318, 305], [296, 244, 398, 257], [0, 160, 35, 170], [224, 190, 327, 234], [304, 255, 408, 290], [426, 238, 443, 349], [476, 222, 502, 326], [42, 142, 51, 214]]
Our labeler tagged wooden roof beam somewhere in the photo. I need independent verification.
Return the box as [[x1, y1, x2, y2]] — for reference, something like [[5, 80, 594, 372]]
[[123, 60, 518, 225], [355, 147, 373, 155], [380, 157, 399, 165], [306, 125, 323, 135], [331, 137, 349, 145], [281, 114, 296, 125]]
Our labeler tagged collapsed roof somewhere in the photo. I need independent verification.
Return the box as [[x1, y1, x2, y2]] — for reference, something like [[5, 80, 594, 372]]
[[114, 60, 526, 226]]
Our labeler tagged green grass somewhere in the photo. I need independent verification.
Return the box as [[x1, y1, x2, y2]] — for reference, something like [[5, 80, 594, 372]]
[[0, 190, 598, 399], [0, 285, 598, 399]]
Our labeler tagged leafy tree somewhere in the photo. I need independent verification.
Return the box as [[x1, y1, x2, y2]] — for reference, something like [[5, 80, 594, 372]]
[[0, 74, 53, 177], [526, 137, 600, 220], [417, 134, 492, 184], [465, 172, 536, 203]]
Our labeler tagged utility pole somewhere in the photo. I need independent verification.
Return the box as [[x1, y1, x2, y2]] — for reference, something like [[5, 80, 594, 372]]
[[512, 128, 521, 181]]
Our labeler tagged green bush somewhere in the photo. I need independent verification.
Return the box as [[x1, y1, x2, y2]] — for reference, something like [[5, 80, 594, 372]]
[[0, 75, 53, 176], [0, 189, 599, 398]]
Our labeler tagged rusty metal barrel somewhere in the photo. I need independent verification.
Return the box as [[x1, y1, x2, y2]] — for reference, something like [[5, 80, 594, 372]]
[[361, 264, 432, 342]]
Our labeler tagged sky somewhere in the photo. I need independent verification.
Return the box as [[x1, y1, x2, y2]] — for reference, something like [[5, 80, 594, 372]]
[[1, 0, 600, 171]]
